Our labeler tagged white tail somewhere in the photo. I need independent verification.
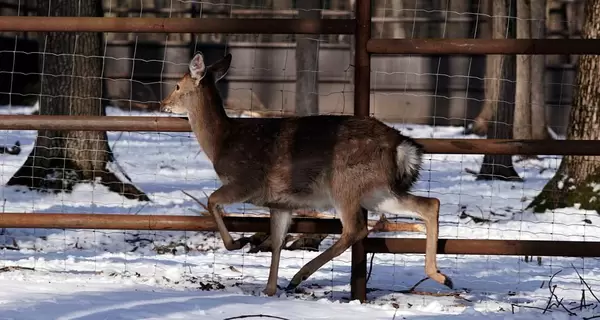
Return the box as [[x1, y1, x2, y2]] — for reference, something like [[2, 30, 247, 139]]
[[160, 52, 452, 296]]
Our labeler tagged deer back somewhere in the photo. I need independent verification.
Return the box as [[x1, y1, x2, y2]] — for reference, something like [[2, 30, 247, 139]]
[[211, 115, 405, 210]]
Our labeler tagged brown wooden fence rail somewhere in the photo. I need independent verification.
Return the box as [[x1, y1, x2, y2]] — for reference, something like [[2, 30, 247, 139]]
[[1, 0, 600, 303]]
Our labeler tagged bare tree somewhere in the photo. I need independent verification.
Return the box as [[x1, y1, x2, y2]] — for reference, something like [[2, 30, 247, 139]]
[[530, 0, 551, 140], [476, 0, 522, 181], [295, 0, 321, 116], [471, 0, 551, 140], [513, 0, 532, 140], [8, 0, 149, 201], [373, 0, 406, 39], [528, 0, 600, 212], [466, 0, 505, 136]]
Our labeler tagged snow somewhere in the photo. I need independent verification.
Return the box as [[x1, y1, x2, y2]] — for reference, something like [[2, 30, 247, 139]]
[[0, 104, 599, 319]]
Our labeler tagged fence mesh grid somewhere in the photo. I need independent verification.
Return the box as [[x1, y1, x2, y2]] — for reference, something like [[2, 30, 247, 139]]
[[0, 0, 598, 318]]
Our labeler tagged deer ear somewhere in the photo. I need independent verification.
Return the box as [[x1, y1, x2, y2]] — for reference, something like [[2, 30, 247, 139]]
[[189, 52, 206, 80], [208, 53, 232, 82]]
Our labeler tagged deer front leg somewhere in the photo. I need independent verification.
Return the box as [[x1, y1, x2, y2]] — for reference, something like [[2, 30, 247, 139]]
[[263, 209, 293, 296], [207, 185, 253, 251]]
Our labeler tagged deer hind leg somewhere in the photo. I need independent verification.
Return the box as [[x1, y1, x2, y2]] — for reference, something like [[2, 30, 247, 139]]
[[207, 184, 253, 251], [286, 199, 368, 291], [263, 208, 293, 296], [362, 190, 453, 289]]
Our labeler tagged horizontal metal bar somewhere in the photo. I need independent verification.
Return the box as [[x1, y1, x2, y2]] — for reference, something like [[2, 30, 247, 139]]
[[0, 212, 596, 258], [0, 115, 595, 155], [0, 17, 355, 34], [364, 238, 600, 257], [416, 138, 600, 156], [191, 8, 353, 17], [367, 39, 600, 55], [0, 213, 341, 234], [105, 8, 193, 14], [0, 115, 188, 132]]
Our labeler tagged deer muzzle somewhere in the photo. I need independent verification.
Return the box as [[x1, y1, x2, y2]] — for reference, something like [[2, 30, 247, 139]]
[[159, 100, 172, 113]]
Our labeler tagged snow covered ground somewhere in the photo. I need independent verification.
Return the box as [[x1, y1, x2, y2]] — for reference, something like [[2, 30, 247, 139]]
[[0, 104, 599, 319]]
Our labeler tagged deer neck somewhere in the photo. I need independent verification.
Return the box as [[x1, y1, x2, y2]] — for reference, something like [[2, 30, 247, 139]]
[[187, 86, 230, 162]]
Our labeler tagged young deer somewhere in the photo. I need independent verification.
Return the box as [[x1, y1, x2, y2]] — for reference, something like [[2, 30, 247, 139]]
[[160, 52, 453, 296]]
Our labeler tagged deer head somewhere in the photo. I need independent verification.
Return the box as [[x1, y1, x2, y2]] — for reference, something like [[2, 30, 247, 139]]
[[160, 52, 233, 162], [160, 52, 232, 115]]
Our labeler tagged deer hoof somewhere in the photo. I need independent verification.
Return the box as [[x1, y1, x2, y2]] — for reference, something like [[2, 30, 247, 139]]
[[429, 271, 453, 289], [443, 276, 454, 289], [224, 237, 251, 251]]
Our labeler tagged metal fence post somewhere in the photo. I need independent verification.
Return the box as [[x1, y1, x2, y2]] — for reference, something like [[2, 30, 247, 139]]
[[351, 0, 371, 303]]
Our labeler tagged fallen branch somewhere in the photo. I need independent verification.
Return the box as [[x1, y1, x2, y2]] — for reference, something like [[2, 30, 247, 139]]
[[404, 277, 431, 293], [460, 212, 500, 224], [572, 263, 600, 305], [0, 266, 35, 272], [543, 270, 562, 314], [512, 304, 552, 313]]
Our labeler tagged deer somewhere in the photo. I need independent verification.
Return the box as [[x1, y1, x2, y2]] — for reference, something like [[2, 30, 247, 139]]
[[160, 52, 453, 297]]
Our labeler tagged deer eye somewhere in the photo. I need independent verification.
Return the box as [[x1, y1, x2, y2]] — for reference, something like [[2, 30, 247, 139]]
[[176, 84, 180, 91]]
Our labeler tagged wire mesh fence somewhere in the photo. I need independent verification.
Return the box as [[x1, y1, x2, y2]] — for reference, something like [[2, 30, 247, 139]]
[[0, 0, 599, 319]]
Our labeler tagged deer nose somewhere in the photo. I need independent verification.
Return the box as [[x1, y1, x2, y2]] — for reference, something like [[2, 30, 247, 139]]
[[159, 100, 171, 113]]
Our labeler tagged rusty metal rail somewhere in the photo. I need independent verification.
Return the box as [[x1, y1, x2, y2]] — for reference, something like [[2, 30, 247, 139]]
[[0, 115, 188, 132], [1, 212, 598, 257], [1, 115, 598, 156], [363, 238, 600, 257], [0, 17, 355, 34], [352, 0, 372, 301], [367, 39, 600, 55], [0, 213, 340, 234]]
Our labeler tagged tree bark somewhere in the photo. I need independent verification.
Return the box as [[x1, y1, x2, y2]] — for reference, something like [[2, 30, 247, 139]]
[[390, 0, 406, 39], [513, 0, 532, 140], [467, 0, 506, 136], [530, 0, 551, 140], [372, 0, 404, 39], [295, 0, 321, 116], [7, 0, 149, 201], [528, 0, 600, 212], [476, 0, 522, 182]]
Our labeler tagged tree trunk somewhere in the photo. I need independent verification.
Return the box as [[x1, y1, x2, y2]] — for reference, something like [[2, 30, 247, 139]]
[[513, 0, 532, 140], [476, 0, 522, 182], [467, 0, 506, 136], [7, 0, 149, 201], [390, 0, 406, 39], [530, 0, 551, 140], [528, 0, 600, 212], [295, 0, 321, 116]]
